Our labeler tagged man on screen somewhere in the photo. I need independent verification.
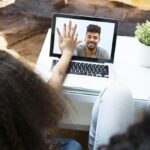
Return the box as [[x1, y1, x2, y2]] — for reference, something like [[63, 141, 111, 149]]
[[74, 24, 109, 59]]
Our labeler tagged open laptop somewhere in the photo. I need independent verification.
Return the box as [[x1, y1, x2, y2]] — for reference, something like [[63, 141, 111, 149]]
[[49, 13, 118, 92]]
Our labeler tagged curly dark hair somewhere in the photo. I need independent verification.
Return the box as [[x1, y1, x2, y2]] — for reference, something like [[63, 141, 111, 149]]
[[102, 112, 150, 150], [86, 24, 101, 34], [0, 50, 67, 150]]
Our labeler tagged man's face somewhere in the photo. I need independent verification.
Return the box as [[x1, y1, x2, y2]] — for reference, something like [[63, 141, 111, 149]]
[[85, 32, 100, 51]]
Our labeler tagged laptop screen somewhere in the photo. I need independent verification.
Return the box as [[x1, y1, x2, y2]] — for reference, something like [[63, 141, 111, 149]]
[[50, 13, 118, 63]]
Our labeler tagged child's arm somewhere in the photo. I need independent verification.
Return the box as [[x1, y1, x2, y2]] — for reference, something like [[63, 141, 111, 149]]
[[49, 21, 80, 90]]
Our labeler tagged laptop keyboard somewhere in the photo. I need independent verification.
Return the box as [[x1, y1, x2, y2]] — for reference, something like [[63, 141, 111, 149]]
[[51, 60, 109, 78]]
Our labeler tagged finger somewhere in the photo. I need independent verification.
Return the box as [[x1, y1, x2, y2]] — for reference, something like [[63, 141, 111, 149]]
[[74, 33, 78, 42], [67, 20, 72, 37], [57, 28, 61, 36], [71, 24, 77, 38], [63, 23, 66, 37]]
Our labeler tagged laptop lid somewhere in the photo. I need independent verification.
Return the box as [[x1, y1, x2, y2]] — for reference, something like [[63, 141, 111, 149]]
[[50, 13, 118, 63]]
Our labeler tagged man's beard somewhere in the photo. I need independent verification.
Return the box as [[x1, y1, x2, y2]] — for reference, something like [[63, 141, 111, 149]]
[[87, 42, 97, 51]]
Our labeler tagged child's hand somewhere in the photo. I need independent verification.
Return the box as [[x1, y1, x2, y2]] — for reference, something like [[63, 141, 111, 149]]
[[57, 21, 81, 56]]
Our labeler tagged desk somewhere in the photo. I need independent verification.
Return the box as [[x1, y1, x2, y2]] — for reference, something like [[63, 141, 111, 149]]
[[36, 29, 150, 101], [36, 29, 150, 130]]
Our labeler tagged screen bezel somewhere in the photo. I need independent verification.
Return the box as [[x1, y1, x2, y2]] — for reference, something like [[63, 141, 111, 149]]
[[50, 13, 118, 63]]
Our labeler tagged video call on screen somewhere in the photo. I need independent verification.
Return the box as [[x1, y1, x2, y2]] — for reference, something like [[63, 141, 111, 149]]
[[52, 17, 116, 60]]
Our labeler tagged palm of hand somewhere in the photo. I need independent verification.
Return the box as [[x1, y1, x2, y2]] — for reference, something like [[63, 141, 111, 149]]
[[59, 36, 76, 54]]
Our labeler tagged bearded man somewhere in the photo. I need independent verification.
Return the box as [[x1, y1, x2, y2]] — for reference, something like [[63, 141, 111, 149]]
[[74, 24, 109, 59]]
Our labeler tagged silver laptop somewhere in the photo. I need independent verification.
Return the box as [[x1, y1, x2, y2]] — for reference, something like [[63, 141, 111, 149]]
[[49, 13, 118, 92]]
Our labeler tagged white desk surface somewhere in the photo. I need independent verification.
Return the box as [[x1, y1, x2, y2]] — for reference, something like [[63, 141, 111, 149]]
[[36, 29, 150, 101], [36, 29, 150, 130]]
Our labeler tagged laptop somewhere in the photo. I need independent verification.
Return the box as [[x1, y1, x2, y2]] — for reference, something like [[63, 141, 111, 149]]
[[48, 13, 118, 92]]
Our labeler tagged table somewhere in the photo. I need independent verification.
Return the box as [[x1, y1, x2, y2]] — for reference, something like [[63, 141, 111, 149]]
[[36, 29, 150, 130], [36, 29, 150, 101]]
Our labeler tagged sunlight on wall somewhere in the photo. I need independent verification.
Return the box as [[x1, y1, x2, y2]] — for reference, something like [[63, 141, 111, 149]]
[[0, 35, 8, 50], [0, 0, 16, 8], [110, 0, 150, 10]]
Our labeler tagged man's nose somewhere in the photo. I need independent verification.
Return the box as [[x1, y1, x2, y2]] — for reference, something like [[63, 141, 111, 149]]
[[89, 37, 94, 41]]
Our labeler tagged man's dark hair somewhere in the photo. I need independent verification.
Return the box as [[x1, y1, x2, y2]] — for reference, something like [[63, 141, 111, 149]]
[[102, 112, 150, 150], [0, 50, 67, 150], [86, 24, 101, 34]]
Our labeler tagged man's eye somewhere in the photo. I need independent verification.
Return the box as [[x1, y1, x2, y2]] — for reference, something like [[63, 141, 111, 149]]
[[94, 37, 98, 40]]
